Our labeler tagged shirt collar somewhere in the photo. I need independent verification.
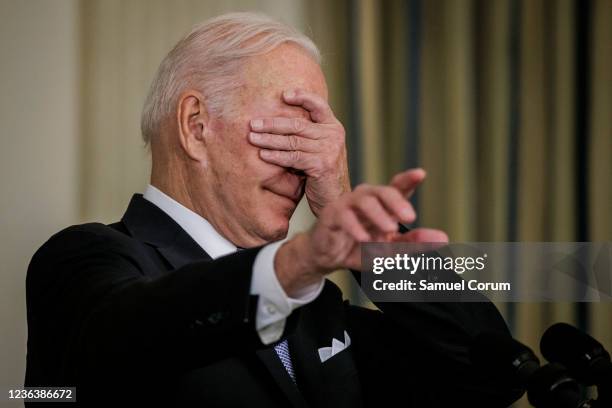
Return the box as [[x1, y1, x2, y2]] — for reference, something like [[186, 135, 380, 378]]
[[142, 184, 236, 259]]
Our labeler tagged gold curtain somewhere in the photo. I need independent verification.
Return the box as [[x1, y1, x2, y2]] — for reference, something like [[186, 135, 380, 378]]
[[589, 0, 612, 358], [307, 1, 611, 406]]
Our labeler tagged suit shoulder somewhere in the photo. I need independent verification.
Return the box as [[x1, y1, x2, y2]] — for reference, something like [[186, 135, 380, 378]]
[[26, 222, 143, 296], [31, 222, 132, 263], [46, 221, 128, 244]]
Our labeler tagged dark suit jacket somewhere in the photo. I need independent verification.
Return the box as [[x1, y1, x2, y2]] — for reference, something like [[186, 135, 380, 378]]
[[25, 194, 521, 407]]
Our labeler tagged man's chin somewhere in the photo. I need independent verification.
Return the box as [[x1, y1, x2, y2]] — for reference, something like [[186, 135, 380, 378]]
[[267, 228, 289, 243], [253, 191, 298, 242], [257, 213, 291, 243], [256, 225, 288, 244]]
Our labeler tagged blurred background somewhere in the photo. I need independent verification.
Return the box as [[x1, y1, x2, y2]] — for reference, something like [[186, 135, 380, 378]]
[[0, 0, 610, 406]]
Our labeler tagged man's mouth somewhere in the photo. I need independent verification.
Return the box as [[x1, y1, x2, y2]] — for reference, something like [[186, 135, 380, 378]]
[[261, 173, 305, 204], [264, 183, 304, 204]]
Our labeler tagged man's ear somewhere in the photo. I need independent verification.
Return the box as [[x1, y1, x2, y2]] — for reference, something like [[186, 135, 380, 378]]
[[177, 90, 209, 161]]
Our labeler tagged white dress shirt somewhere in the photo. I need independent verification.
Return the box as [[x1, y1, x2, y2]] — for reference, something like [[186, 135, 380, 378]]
[[143, 185, 324, 344]]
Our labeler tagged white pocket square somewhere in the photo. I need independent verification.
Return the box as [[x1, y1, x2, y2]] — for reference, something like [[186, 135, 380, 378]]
[[318, 330, 351, 363]]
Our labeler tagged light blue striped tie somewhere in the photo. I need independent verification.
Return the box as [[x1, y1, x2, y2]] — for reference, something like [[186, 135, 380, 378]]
[[274, 339, 296, 382]]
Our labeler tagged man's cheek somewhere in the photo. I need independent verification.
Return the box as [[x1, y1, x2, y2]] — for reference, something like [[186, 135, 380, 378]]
[[247, 148, 279, 177]]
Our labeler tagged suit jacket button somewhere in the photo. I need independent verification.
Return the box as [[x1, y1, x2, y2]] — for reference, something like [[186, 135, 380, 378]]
[[189, 319, 204, 329], [207, 312, 223, 325]]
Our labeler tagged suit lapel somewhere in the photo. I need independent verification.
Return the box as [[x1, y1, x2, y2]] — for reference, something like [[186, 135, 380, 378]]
[[121, 194, 211, 269], [156, 236, 208, 270], [256, 346, 308, 408]]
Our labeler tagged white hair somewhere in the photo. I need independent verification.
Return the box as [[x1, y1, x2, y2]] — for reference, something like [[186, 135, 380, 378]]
[[141, 12, 321, 144]]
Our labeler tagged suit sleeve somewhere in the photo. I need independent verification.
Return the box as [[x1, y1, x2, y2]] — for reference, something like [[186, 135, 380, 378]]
[[25, 225, 285, 387], [347, 271, 523, 408]]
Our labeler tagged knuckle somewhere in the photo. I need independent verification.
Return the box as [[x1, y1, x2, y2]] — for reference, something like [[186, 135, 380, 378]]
[[274, 117, 285, 130], [373, 185, 391, 197], [359, 196, 377, 209], [290, 150, 301, 162], [310, 158, 326, 177], [380, 185, 397, 197], [288, 135, 299, 150], [293, 118, 306, 133]]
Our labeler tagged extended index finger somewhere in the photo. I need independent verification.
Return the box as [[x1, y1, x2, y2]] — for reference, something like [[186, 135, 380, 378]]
[[283, 89, 335, 124], [389, 168, 427, 198]]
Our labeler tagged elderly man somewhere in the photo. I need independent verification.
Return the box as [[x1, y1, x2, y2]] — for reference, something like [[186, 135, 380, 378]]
[[25, 12, 518, 407]]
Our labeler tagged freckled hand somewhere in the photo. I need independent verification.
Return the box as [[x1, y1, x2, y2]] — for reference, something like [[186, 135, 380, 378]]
[[249, 89, 350, 216]]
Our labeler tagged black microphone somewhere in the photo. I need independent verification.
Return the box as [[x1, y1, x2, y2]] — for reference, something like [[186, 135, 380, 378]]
[[527, 363, 591, 408], [470, 331, 591, 408], [541, 323, 612, 407], [540, 323, 612, 386], [470, 331, 540, 390]]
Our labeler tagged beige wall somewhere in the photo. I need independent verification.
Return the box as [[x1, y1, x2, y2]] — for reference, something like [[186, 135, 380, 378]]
[[0, 0, 80, 402]]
